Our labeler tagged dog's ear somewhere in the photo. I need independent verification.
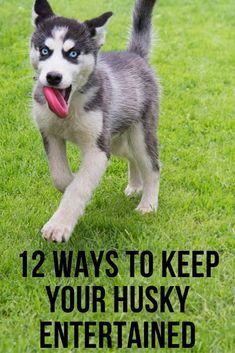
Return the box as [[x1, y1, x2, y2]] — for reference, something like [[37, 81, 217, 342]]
[[85, 12, 113, 47], [32, 0, 55, 27]]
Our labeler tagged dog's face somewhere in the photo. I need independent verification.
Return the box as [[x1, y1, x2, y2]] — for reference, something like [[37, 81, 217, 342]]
[[30, 0, 112, 117]]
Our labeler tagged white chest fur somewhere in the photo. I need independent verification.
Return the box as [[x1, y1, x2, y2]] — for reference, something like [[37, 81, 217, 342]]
[[33, 89, 103, 147]]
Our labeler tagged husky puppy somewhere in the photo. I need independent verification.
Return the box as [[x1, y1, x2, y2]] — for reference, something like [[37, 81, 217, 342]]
[[30, 0, 160, 242]]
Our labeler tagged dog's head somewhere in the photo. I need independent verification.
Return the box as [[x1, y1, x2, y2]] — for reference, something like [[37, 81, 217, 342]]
[[30, 0, 112, 118]]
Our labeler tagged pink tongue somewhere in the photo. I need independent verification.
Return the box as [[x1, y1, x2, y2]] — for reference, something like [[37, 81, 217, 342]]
[[43, 86, 69, 119]]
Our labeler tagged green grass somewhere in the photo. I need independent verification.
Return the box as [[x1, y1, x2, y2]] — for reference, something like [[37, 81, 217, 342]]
[[0, 0, 235, 352]]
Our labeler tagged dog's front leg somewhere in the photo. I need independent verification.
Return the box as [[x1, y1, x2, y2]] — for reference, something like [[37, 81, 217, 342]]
[[41, 133, 74, 192], [41, 147, 108, 242]]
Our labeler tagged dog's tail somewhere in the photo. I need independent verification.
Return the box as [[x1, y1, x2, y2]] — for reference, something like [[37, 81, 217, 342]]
[[128, 0, 157, 61]]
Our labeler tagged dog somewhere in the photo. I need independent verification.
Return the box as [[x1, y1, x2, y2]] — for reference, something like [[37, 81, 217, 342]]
[[30, 0, 160, 242]]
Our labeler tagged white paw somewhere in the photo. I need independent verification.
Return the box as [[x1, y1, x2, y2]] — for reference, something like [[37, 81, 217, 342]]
[[136, 202, 158, 214], [125, 184, 143, 197], [41, 216, 73, 243]]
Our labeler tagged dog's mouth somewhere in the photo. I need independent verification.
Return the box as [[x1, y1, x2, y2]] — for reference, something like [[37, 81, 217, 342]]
[[43, 85, 72, 119]]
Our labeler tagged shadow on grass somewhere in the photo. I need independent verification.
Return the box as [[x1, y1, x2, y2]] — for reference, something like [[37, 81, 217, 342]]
[[68, 190, 160, 250]]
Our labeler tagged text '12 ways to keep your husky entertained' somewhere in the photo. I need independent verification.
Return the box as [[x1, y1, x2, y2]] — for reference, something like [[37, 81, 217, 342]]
[[19, 250, 220, 349]]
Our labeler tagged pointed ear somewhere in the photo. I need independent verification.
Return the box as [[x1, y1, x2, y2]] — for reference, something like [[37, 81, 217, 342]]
[[85, 12, 113, 47], [32, 0, 55, 27]]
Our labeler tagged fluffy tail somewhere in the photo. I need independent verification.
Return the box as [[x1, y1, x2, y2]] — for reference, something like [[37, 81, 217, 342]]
[[128, 0, 157, 61]]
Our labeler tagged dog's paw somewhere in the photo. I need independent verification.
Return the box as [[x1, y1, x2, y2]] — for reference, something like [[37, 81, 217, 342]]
[[41, 217, 73, 243], [125, 184, 143, 197], [136, 202, 158, 214]]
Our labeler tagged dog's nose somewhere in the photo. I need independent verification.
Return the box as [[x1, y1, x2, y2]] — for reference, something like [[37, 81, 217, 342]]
[[46, 72, 62, 86]]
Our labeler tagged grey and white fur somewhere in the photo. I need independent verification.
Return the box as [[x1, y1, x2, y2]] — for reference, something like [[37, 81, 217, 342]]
[[30, 0, 160, 242]]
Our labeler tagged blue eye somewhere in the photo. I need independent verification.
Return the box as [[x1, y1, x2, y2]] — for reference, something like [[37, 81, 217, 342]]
[[68, 50, 79, 59], [40, 47, 49, 56]]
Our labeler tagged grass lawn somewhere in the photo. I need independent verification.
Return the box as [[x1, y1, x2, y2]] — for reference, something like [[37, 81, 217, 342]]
[[0, 0, 234, 352]]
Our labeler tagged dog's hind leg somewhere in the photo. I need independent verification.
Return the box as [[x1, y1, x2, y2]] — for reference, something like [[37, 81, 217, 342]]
[[41, 133, 74, 192], [129, 121, 160, 213], [111, 133, 142, 196], [125, 158, 143, 197]]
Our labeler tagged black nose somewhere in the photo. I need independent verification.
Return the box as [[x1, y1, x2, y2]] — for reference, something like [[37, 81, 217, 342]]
[[46, 72, 62, 86]]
